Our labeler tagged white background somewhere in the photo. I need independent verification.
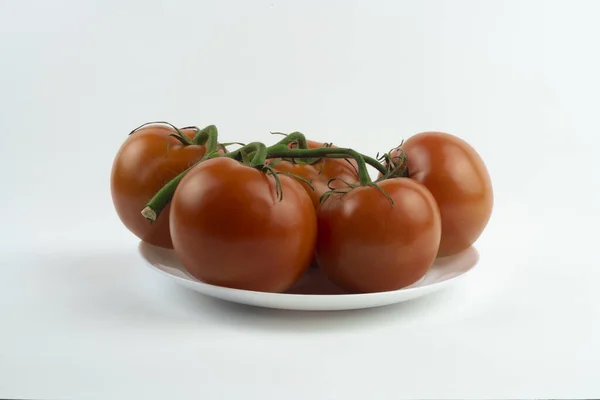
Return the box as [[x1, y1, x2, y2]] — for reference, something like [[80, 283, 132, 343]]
[[1, 0, 599, 398]]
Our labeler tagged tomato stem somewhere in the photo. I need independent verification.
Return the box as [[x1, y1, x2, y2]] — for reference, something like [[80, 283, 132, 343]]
[[180, 125, 201, 131], [267, 146, 373, 185], [141, 161, 200, 223], [265, 131, 387, 176], [250, 142, 268, 166], [192, 125, 212, 146], [270, 131, 309, 150], [192, 129, 207, 145], [224, 142, 269, 166], [141, 125, 219, 222], [200, 125, 219, 159]]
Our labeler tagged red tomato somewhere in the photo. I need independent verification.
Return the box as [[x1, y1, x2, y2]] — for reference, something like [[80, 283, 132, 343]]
[[271, 140, 359, 209], [169, 157, 317, 293], [110, 125, 212, 249], [316, 178, 442, 293], [389, 131, 493, 257]]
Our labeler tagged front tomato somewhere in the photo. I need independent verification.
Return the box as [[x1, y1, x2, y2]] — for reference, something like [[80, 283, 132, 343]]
[[169, 157, 317, 293], [316, 178, 442, 293]]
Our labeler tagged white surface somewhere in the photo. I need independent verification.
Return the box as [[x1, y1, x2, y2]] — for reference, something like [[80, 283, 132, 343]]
[[1, 0, 599, 398], [141, 242, 479, 310]]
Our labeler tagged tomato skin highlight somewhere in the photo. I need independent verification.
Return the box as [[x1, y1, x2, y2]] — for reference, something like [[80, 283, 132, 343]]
[[169, 157, 317, 293], [398, 131, 493, 257], [110, 126, 208, 249], [316, 178, 442, 293], [271, 140, 359, 209]]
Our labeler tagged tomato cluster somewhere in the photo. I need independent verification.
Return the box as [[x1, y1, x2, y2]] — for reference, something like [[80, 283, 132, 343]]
[[111, 123, 493, 294]]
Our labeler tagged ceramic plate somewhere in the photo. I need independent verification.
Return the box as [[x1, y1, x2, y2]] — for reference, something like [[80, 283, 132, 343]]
[[139, 242, 479, 311]]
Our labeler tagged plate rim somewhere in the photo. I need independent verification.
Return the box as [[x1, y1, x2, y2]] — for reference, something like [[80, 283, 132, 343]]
[[139, 242, 479, 300]]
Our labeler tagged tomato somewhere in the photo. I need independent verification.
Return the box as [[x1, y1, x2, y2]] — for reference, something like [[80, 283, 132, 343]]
[[110, 125, 212, 249], [316, 178, 441, 293], [169, 157, 317, 293], [271, 140, 359, 209], [391, 131, 493, 257]]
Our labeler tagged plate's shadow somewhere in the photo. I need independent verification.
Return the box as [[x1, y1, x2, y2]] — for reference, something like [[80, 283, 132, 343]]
[[161, 278, 473, 333], [285, 267, 347, 295]]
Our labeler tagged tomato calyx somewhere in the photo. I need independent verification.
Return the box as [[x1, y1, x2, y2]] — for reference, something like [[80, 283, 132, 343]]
[[319, 179, 396, 208], [318, 177, 358, 204], [377, 145, 410, 180], [128, 121, 224, 149]]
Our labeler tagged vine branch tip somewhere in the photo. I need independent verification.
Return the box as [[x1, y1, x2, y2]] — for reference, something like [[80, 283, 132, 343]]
[[141, 207, 158, 223]]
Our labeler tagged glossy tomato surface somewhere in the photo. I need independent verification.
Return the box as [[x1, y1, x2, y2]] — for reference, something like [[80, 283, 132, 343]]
[[399, 131, 493, 257], [169, 157, 317, 293], [272, 140, 359, 209], [110, 125, 208, 249], [316, 178, 442, 293]]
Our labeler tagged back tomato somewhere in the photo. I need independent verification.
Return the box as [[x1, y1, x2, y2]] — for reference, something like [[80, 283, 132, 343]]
[[399, 131, 493, 257], [272, 140, 359, 209], [110, 125, 209, 249]]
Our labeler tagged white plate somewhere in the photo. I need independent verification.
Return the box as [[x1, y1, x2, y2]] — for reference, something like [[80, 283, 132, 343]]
[[139, 242, 479, 311]]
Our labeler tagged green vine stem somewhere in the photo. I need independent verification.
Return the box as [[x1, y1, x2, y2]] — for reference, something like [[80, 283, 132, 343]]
[[266, 144, 373, 186], [249, 142, 268, 166], [180, 125, 201, 131], [191, 125, 216, 146], [271, 131, 309, 149], [225, 132, 308, 162], [222, 142, 268, 164], [141, 163, 198, 222], [265, 132, 387, 176], [141, 125, 219, 223], [200, 125, 219, 158], [141, 133, 391, 222]]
